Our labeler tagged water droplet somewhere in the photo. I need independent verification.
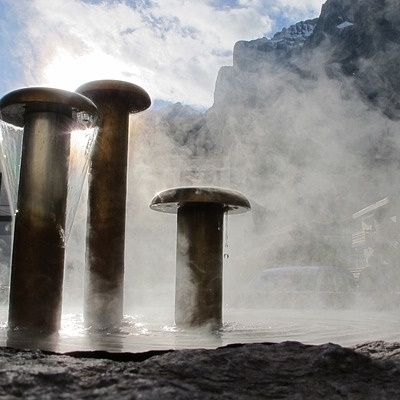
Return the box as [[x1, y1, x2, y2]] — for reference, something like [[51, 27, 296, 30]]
[[224, 253, 229, 259], [224, 210, 229, 250]]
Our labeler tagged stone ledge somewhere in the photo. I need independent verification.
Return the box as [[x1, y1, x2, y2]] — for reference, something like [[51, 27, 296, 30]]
[[1, 341, 399, 399]]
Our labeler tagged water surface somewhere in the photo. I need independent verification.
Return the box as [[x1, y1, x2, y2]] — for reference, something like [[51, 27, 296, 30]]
[[1, 306, 399, 353]]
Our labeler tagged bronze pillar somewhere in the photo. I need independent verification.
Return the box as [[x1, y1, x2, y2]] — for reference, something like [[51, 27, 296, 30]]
[[75, 80, 150, 330], [150, 186, 251, 330], [0, 87, 97, 334], [176, 203, 224, 328]]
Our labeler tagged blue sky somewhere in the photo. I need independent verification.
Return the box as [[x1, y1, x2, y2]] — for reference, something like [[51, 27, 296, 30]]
[[0, 0, 325, 109]]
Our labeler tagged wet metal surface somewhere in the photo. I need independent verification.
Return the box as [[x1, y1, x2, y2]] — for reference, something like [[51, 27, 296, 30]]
[[0, 87, 97, 128], [150, 186, 251, 214], [175, 204, 224, 328], [151, 186, 250, 329], [76, 80, 151, 331], [0, 87, 97, 334]]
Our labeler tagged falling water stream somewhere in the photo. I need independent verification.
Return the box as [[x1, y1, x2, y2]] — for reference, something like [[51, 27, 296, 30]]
[[0, 116, 98, 243]]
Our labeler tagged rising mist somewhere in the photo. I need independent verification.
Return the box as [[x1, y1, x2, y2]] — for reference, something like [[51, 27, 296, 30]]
[[65, 0, 400, 318]]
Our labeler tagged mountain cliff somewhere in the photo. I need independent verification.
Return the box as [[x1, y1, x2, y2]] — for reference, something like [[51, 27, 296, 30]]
[[216, 0, 400, 119]]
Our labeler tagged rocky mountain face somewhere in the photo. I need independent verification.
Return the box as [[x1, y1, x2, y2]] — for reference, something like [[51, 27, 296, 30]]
[[232, 19, 318, 70], [308, 0, 400, 120], [224, 0, 400, 119], [130, 0, 400, 271]]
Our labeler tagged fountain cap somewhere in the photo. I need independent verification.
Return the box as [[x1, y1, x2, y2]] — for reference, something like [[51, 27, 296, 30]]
[[0, 87, 98, 127], [150, 186, 251, 215], [76, 80, 151, 113]]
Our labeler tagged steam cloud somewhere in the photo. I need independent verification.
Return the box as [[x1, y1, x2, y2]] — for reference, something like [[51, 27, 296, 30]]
[[65, 0, 400, 320]]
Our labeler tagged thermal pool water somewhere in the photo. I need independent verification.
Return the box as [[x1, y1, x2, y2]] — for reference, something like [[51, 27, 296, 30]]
[[0, 306, 399, 353]]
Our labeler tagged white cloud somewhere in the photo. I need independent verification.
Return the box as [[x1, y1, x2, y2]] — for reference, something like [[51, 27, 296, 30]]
[[3, 0, 325, 108]]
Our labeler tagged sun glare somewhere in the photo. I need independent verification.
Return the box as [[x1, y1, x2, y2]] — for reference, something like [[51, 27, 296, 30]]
[[43, 48, 131, 91]]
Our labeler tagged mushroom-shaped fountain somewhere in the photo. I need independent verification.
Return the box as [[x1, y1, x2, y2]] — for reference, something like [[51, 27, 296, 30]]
[[0, 87, 98, 335], [75, 80, 151, 331], [150, 186, 251, 330]]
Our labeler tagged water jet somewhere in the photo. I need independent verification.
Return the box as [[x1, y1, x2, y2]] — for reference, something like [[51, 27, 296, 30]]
[[0, 87, 98, 334], [75, 80, 151, 331], [150, 186, 251, 330]]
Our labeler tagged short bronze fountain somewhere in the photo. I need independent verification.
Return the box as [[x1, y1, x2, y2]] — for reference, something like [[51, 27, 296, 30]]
[[150, 186, 251, 330]]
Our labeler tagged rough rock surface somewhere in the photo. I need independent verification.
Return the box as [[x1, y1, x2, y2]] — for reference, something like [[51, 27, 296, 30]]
[[1, 341, 400, 399], [229, 0, 400, 120]]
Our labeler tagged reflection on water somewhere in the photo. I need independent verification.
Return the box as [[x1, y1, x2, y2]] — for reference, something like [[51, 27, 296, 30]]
[[0, 305, 400, 353]]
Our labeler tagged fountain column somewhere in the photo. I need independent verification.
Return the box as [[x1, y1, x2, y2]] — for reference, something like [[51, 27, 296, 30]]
[[75, 80, 151, 330], [150, 186, 250, 330], [0, 87, 98, 334]]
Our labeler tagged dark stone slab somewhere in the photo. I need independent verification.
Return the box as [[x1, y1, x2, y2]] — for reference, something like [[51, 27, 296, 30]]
[[0, 341, 400, 399]]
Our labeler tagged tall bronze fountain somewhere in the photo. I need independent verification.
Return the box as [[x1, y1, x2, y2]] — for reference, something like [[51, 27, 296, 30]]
[[0, 87, 98, 335], [76, 80, 151, 331]]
